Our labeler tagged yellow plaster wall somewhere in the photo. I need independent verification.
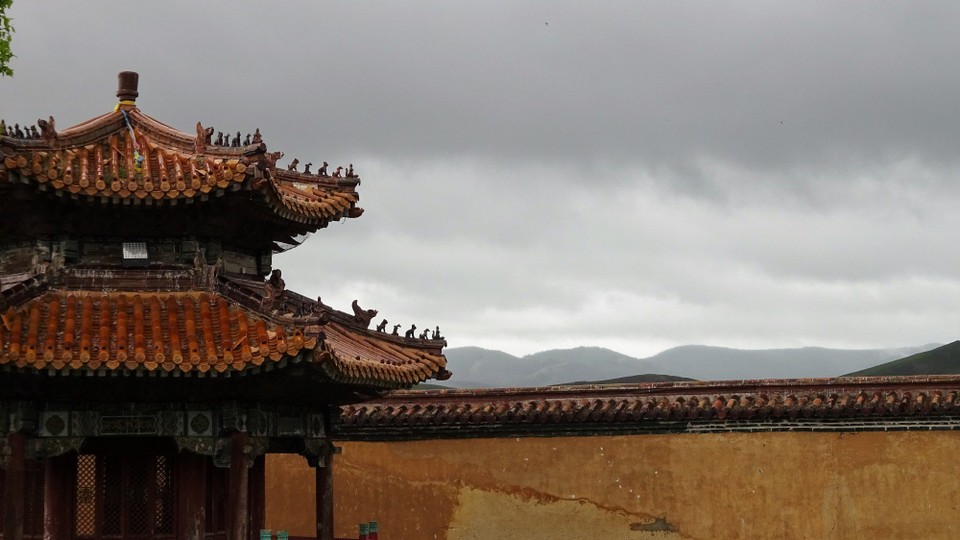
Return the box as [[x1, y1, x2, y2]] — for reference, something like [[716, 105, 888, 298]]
[[266, 431, 960, 539]]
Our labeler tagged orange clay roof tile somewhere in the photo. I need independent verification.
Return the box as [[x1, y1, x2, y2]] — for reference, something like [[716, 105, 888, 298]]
[[337, 376, 960, 438], [1, 109, 361, 227], [0, 291, 316, 375], [312, 321, 446, 386], [0, 278, 447, 387]]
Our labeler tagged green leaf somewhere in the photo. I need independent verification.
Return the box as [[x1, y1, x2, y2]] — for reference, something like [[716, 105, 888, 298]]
[[0, 0, 14, 77]]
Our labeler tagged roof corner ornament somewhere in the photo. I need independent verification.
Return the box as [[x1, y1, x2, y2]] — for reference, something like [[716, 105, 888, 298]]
[[37, 116, 57, 147], [252, 128, 263, 145], [261, 269, 286, 310], [404, 324, 417, 339], [375, 319, 388, 332], [287, 158, 300, 172], [252, 150, 283, 188], [195, 122, 214, 155], [263, 151, 284, 169], [351, 300, 378, 329]]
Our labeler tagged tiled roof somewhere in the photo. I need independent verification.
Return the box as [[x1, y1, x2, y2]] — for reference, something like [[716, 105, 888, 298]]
[[0, 290, 317, 374], [220, 277, 449, 387], [337, 376, 960, 439], [0, 108, 361, 227], [267, 170, 362, 225], [0, 274, 449, 387], [318, 321, 448, 387]]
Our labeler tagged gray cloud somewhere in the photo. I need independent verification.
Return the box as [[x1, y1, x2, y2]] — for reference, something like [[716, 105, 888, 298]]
[[4, 2, 960, 358]]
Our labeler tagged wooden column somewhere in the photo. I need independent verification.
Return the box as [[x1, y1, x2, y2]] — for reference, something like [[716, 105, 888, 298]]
[[316, 445, 334, 540], [42, 453, 71, 540], [248, 455, 265, 540], [177, 452, 207, 540], [3, 432, 27, 540], [226, 432, 249, 540]]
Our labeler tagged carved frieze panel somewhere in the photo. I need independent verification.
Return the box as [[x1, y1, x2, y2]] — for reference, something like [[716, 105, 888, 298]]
[[187, 411, 214, 436], [99, 414, 160, 436], [3, 401, 329, 448], [38, 411, 69, 436], [9, 402, 38, 433]]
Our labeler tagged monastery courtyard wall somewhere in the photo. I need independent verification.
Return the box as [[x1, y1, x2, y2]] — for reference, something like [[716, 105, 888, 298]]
[[265, 430, 960, 539]]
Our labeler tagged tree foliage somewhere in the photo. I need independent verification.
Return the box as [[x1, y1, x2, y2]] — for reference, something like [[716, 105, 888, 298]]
[[0, 0, 13, 77]]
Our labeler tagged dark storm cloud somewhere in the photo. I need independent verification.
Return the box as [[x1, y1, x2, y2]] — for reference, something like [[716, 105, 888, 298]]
[[8, 2, 960, 176]]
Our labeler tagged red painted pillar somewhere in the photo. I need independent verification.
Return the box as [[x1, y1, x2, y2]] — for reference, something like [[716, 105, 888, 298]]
[[43, 453, 71, 540], [3, 432, 27, 540], [177, 452, 207, 540], [316, 446, 334, 540], [227, 432, 249, 540], [248, 455, 265, 540]]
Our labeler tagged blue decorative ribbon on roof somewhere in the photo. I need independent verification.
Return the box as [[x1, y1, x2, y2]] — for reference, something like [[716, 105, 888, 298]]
[[118, 107, 144, 173]]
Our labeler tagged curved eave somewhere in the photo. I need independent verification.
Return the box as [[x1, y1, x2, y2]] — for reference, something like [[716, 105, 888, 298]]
[[1, 110, 251, 204], [1, 109, 365, 227], [222, 278, 448, 388], [257, 169, 363, 231], [314, 321, 448, 389]]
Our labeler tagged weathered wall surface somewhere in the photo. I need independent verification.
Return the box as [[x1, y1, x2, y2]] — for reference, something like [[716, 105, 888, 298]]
[[266, 431, 960, 539]]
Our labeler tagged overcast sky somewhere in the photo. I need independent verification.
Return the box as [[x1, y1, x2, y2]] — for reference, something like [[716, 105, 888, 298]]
[[3, 2, 960, 358]]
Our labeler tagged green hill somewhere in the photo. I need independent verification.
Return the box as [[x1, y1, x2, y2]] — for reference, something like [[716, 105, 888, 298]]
[[846, 340, 960, 376], [563, 374, 695, 385]]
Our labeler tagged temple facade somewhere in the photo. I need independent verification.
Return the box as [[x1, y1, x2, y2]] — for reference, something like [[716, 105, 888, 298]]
[[0, 72, 448, 540]]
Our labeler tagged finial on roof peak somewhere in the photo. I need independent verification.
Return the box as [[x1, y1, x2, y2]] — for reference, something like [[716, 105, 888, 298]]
[[117, 71, 139, 103]]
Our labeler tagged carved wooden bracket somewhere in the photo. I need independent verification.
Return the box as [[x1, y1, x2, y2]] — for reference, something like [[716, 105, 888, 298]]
[[29, 437, 85, 460]]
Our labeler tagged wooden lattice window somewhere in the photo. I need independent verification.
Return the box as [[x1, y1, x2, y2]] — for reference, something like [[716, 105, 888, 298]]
[[75, 454, 97, 538], [74, 451, 177, 540], [154, 456, 175, 535]]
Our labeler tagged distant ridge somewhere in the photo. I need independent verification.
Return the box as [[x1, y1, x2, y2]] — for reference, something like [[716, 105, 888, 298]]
[[564, 374, 695, 385], [846, 341, 960, 377], [442, 343, 939, 388]]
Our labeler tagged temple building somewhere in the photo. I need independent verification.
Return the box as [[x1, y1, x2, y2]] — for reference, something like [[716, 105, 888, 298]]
[[0, 72, 449, 540]]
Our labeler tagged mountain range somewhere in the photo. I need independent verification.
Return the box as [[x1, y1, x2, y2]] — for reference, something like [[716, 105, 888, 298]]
[[439, 343, 940, 388]]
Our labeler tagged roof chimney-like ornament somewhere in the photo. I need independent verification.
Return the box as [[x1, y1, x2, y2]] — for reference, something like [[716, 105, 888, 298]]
[[116, 71, 139, 104]]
